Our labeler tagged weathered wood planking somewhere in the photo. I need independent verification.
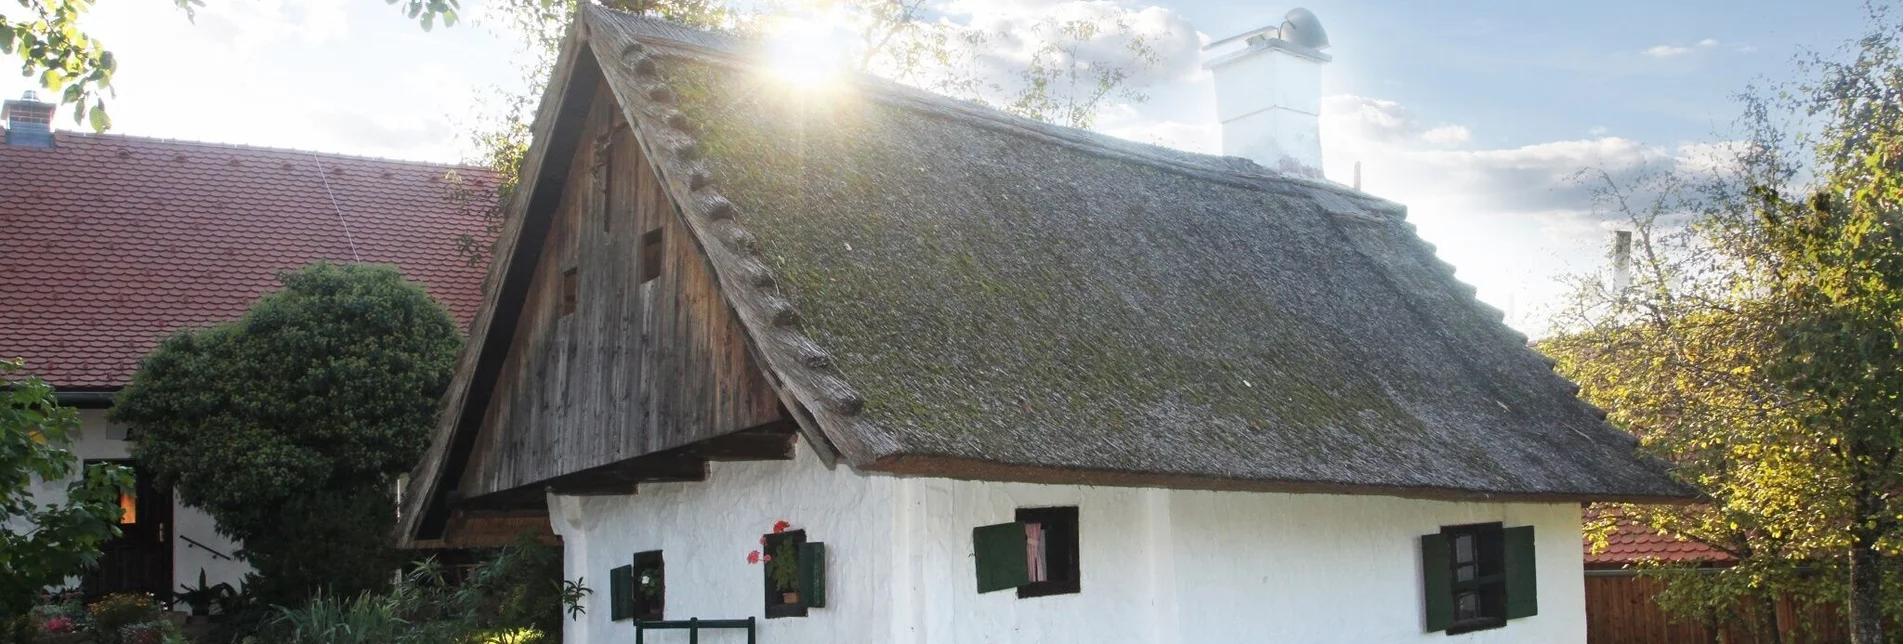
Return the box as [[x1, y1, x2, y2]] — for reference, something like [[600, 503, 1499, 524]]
[[457, 79, 783, 498]]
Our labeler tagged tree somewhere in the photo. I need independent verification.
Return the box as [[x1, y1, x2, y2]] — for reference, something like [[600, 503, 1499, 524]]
[[1551, 6, 1903, 642], [0, 358, 133, 642], [109, 263, 461, 605], [2, 0, 456, 131]]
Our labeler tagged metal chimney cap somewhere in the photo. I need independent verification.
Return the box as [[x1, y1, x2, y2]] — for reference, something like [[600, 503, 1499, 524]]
[[1279, 8, 1329, 50], [1202, 8, 1331, 53]]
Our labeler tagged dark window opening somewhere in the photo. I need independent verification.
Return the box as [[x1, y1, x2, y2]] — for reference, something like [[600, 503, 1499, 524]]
[[640, 228, 664, 284], [632, 550, 664, 621], [561, 268, 578, 317], [1014, 506, 1080, 598], [1442, 522, 1506, 634], [762, 529, 827, 618]]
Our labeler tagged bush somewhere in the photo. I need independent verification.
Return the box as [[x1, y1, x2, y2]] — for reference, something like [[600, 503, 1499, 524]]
[[86, 594, 184, 644], [253, 537, 584, 644], [110, 263, 463, 605]]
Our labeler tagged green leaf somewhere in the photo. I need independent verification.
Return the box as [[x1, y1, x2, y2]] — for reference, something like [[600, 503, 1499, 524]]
[[86, 100, 109, 132]]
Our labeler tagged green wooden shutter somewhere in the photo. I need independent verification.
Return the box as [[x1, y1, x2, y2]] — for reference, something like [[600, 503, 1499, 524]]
[[608, 564, 633, 621], [973, 522, 1030, 593], [799, 542, 827, 608], [1504, 525, 1539, 619], [1420, 533, 1453, 632]]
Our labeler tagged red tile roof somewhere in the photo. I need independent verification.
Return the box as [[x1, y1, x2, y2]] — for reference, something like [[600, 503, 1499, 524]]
[[1585, 516, 1735, 566], [0, 131, 498, 388]]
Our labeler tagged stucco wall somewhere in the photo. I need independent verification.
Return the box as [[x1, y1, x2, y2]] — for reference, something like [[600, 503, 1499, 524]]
[[553, 440, 1587, 644], [19, 410, 252, 599]]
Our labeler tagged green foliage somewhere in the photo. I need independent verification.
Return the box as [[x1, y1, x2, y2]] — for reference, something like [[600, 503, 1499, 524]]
[[0, 359, 134, 643], [766, 539, 799, 591], [635, 565, 662, 601], [258, 537, 586, 644], [1551, 6, 1903, 641], [110, 263, 462, 605]]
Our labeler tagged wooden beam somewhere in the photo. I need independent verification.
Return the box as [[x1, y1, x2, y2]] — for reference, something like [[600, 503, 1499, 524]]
[[690, 419, 798, 461], [539, 449, 709, 496]]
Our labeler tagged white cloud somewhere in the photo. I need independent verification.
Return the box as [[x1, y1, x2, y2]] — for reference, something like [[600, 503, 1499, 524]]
[[1315, 93, 1737, 333], [1420, 124, 1471, 147], [1643, 38, 1722, 58], [1644, 44, 1693, 58]]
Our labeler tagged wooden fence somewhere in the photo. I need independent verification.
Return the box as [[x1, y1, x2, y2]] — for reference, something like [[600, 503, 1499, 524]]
[[1586, 571, 1849, 644]]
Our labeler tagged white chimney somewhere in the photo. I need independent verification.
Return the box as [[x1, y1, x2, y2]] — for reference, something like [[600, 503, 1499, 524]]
[[2, 90, 57, 148], [1203, 8, 1331, 177]]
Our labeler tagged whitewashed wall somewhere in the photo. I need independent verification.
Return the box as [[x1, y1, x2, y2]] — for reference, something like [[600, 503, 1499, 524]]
[[19, 409, 253, 600], [554, 440, 1586, 644]]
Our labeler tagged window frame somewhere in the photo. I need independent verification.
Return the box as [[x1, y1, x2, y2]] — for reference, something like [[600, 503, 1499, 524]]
[[762, 529, 809, 619], [1441, 522, 1507, 634], [1013, 506, 1081, 599], [632, 550, 664, 622]]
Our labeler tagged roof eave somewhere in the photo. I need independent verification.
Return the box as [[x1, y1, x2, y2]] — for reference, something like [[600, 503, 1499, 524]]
[[396, 13, 603, 548], [863, 454, 1703, 505]]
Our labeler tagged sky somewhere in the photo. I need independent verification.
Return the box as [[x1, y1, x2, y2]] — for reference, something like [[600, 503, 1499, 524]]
[[0, 0, 1878, 334]]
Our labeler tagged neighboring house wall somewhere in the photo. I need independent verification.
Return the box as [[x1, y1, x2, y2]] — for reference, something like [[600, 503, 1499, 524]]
[[553, 444, 1588, 644], [28, 410, 252, 597]]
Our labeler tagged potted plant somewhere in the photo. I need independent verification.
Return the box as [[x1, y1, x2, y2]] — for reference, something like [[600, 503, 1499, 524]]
[[173, 570, 235, 622], [766, 539, 800, 605]]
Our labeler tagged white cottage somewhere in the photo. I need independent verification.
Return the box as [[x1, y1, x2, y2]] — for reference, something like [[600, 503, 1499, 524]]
[[397, 7, 1692, 643]]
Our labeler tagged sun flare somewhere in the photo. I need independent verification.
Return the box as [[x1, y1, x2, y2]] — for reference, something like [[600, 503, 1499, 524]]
[[764, 13, 852, 88]]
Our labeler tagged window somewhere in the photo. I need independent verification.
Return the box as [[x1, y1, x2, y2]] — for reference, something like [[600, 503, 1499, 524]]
[[972, 506, 1080, 598], [632, 550, 664, 621], [761, 529, 826, 619], [639, 228, 663, 284], [561, 268, 578, 317], [117, 490, 137, 525], [1420, 523, 1537, 634]]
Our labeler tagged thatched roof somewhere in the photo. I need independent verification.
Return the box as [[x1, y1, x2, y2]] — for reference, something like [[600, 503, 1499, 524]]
[[402, 7, 1689, 541]]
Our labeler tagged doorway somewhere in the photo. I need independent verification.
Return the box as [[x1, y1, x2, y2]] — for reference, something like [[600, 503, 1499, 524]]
[[81, 460, 174, 601]]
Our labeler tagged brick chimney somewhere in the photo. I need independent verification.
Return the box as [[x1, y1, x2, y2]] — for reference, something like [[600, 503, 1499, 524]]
[[1203, 8, 1330, 177], [3, 91, 57, 148]]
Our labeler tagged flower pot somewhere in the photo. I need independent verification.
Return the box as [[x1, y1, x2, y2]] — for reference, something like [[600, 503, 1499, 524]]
[[781, 592, 800, 605]]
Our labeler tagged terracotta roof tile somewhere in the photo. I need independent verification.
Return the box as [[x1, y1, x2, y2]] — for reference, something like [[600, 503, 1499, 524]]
[[1585, 516, 1735, 566], [0, 131, 497, 388]]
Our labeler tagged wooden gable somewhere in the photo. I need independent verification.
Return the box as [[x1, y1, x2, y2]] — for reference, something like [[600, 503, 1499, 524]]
[[453, 79, 785, 503]]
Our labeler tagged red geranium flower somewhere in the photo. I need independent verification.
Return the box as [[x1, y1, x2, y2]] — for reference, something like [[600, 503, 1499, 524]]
[[773, 520, 791, 533], [747, 551, 761, 564]]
